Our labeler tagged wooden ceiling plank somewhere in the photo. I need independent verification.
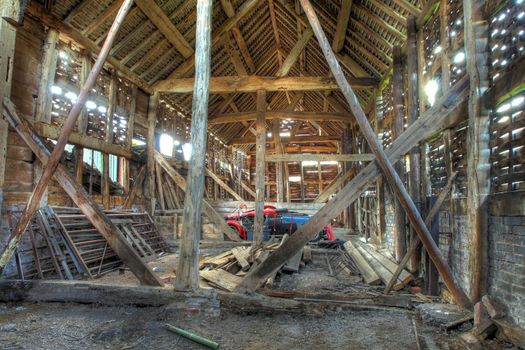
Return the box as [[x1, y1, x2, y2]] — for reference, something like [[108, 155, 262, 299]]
[[391, 0, 421, 16], [332, 0, 352, 52], [63, 0, 92, 23], [366, 0, 407, 26], [134, 0, 194, 58], [155, 75, 377, 93]]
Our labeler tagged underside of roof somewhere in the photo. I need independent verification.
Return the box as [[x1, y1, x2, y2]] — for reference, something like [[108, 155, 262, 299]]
[[40, 0, 424, 150]]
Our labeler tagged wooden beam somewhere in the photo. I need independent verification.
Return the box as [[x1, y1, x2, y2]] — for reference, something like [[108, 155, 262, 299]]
[[219, 0, 255, 73], [222, 32, 248, 76], [154, 76, 377, 93], [205, 168, 243, 201], [209, 110, 351, 125], [238, 0, 471, 309], [228, 135, 341, 145], [134, 0, 193, 59], [266, 154, 374, 162], [0, 0, 135, 275], [3, 99, 162, 286], [254, 90, 266, 248], [63, 0, 91, 23], [273, 120, 284, 203], [0, 14, 17, 215], [276, 29, 314, 77], [146, 93, 158, 215], [332, 0, 352, 52], [175, 0, 213, 291], [36, 28, 59, 124], [34, 122, 135, 159], [464, 0, 490, 304], [154, 152, 240, 241], [392, 46, 407, 261]]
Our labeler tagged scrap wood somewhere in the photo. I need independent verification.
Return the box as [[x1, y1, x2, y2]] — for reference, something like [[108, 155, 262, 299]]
[[283, 247, 303, 273], [441, 315, 474, 332], [200, 250, 234, 268], [360, 242, 413, 285], [343, 241, 380, 285], [231, 247, 250, 271], [200, 269, 242, 292], [355, 244, 405, 290]]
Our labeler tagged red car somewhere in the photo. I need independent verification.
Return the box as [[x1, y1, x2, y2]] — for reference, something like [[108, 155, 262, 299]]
[[225, 205, 334, 242]]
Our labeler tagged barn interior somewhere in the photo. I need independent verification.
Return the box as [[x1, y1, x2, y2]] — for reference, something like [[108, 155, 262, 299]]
[[1, 0, 525, 348]]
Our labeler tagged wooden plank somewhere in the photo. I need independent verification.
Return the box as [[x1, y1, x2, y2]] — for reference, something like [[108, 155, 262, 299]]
[[35, 28, 58, 123], [154, 76, 377, 93], [266, 154, 374, 162], [343, 241, 380, 284], [362, 244, 413, 285], [332, 0, 352, 52], [355, 243, 404, 290], [283, 247, 304, 273], [229, 134, 342, 146], [2, 99, 162, 286], [200, 269, 242, 292], [231, 246, 250, 271], [253, 89, 266, 249], [82, 0, 124, 35], [209, 111, 352, 125], [134, 0, 193, 58]]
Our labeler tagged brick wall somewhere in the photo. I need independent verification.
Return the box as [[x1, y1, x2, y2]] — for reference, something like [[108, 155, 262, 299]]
[[488, 215, 525, 328]]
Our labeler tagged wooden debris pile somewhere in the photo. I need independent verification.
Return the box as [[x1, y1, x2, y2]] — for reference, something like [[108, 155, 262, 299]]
[[199, 236, 313, 292], [341, 239, 414, 290], [2, 206, 169, 280]]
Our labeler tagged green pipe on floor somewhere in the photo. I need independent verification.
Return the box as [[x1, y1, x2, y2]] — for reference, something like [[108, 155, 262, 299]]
[[165, 324, 220, 349]]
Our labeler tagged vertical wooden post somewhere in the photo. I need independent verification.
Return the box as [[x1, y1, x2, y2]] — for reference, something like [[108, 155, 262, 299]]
[[103, 75, 117, 210], [273, 120, 284, 203], [439, 0, 451, 91], [34, 28, 59, 208], [406, 15, 422, 272], [77, 51, 92, 134], [392, 46, 406, 261], [463, 0, 490, 303], [374, 99, 385, 244], [146, 92, 159, 215], [253, 89, 266, 248], [124, 85, 137, 195], [0, 14, 17, 216], [174, 0, 212, 291]]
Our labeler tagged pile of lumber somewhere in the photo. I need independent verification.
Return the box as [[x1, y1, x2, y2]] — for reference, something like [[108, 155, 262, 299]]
[[199, 236, 313, 292], [343, 240, 413, 290]]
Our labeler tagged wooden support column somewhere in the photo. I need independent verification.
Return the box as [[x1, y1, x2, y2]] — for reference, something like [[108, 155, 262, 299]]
[[239, 0, 471, 308], [253, 89, 266, 248], [0, 10, 17, 217], [464, 0, 490, 303], [123, 86, 137, 195], [146, 92, 159, 215], [103, 75, 117, 210], [374, 99, 384, 243], [0, 0, 134, 274], [174, 0, 213, 291], [272, 120, 284, 203], [34, 28, 59, 208], [392, 46, 407, 262], [406, 15, 422, 272]]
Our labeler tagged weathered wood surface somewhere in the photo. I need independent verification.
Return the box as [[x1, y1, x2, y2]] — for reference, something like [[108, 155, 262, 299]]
[[154, 75, 377, 93], [154, 151, 240, 241], [205, 167, 243, 201], [343, 241, 381, 285], [175, 0, 214, 291], [200, 269, 242, 292], [253, 89, 266, 249], [229, 134, 341, 145], [266, 154, 374, 162], [209, 111, 352, 125], [2, 100, 162, 286], [0, 0, 135, 276]]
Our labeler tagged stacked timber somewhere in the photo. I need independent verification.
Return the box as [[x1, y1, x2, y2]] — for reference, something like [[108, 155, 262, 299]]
[[199, 237, 312, 291], [343, 239, 413, 290]]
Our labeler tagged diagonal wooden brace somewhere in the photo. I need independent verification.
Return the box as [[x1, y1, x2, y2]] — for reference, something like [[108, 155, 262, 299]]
[[0, 0, 134, 275], [2, 99, 163, 286], [154, 151, 241, 241]]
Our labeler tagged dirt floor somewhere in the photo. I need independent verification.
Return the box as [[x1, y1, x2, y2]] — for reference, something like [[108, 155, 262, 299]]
[[0, 246, 519, 349]]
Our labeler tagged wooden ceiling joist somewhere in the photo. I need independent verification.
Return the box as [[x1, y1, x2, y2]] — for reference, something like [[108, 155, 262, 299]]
[[332, 0, 352, 52], [276, 28, 314, 77], [209, 110, 351, 125], [134, 0, 194, 59], [266, 153, 375, 162], [155, 75, 377, 93], [82, 0, 124, 35], [229, 135, 341, 146]]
